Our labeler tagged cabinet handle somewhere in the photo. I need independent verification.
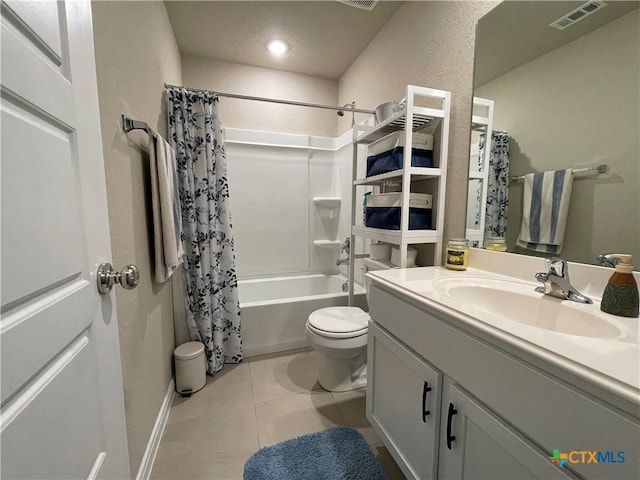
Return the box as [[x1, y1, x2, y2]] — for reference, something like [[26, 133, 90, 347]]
[[446, 403, 458, 450], [422, 381, 432, 422]]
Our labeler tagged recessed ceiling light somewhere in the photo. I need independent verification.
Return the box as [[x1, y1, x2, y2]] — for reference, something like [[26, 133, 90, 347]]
[[267, 39, 289, 56]]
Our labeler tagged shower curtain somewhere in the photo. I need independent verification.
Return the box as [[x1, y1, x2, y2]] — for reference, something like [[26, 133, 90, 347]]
[[483, 131, 510, 238], [167, 87, 243, 374]]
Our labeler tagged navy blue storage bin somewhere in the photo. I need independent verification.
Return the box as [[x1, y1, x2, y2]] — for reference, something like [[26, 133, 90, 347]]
[[365, 206, 432, 230], [366, 147, 433, 177]]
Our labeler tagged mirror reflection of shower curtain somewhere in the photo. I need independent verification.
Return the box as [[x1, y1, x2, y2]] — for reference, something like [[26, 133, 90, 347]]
[[472, 133, 486, 229], [167, 87, 243, 374], [482, 131, 509, 238]]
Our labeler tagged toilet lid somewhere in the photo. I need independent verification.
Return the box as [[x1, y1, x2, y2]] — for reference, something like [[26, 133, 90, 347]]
[[308, 307, 369, 337]]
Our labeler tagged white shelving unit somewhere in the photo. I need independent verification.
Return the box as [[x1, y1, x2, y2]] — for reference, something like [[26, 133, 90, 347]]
[[348, 85, 451, 304], [466, 97, 494, 246]]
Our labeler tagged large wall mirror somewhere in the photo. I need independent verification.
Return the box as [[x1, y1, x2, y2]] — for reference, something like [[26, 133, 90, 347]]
[[467, 1, 639, 268]]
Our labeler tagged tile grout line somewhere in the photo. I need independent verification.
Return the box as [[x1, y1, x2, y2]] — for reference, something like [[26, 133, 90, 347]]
[[247, 358, 263, 449]]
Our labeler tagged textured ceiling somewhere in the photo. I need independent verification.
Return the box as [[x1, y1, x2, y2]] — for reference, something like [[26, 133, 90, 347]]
[[164, 1, 403, 80], [475, 1, 639, 86]]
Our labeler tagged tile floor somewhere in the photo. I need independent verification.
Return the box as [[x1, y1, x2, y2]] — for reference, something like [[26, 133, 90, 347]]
[[150, 348, 406, 480]]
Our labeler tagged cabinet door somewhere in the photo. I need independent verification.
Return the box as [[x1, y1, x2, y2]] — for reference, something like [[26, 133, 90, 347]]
[[438, 383, 580, 480], [367, 321, 442, 480]]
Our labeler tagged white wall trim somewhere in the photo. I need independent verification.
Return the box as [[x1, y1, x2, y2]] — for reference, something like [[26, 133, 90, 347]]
[[135, 379, 175, 480], [224, 126, 355, 152], [244, 339, 310, 359]]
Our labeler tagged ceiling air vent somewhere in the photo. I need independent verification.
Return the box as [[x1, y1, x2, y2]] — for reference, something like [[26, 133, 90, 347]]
[[550, 1, 608, 30], [337, 0, 378, 11]]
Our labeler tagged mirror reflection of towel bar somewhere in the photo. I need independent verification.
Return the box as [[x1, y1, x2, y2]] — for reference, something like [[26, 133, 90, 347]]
[[510, 164, 607, 183]]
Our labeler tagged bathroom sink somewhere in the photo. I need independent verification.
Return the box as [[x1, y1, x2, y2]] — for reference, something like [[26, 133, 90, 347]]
[[433, 277, 624, 339]]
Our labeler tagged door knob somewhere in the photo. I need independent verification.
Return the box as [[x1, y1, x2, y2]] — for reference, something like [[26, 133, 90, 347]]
[[97, 263, 140, 294]]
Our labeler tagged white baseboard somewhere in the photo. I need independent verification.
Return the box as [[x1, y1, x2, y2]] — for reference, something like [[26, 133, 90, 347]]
[[135, 379, 175, 480], [244, 339, 310, 359]]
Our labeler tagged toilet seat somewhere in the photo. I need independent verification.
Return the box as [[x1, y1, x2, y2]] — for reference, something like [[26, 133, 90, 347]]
[[307, 307, 369, 339]]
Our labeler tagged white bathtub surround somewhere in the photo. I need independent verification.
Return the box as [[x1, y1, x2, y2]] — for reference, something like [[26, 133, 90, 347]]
[[225, 128, 354, 279], [239, 274, 366, 357], [172, 127, 369, 358]]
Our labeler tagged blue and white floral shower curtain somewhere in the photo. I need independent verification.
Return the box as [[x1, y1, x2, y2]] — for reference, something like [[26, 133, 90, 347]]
[[483, 131, 510, 238], [167, 87, 242, 374]]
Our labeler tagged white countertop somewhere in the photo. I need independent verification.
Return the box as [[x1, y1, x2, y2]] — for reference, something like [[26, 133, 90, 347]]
[[368, 263, 640, 408]]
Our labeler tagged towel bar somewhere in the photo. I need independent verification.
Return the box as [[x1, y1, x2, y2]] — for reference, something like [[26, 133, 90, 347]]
[[510, 164, 607, 183], [122, 114, 153, 135]]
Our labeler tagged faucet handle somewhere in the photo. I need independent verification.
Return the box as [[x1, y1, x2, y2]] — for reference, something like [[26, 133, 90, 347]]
[[341, 237, 351, 254], [545, 258, 567, 277]]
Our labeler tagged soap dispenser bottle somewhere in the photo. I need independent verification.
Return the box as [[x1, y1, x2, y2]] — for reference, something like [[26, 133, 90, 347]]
[[600, 254, 639, 318]]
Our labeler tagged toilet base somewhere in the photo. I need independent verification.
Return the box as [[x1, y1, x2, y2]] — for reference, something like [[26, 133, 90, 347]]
[[314, 349, 367, 392]]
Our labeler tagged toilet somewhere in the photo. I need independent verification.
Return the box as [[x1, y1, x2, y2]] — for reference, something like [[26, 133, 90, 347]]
[[306, 258, 389, 392]]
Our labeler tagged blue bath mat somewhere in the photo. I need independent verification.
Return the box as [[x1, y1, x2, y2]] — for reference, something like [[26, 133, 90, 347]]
[[243, 426, 387, 480]]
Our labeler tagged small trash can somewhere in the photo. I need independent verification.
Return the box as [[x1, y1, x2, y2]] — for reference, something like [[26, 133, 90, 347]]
[[174, 341, 206, 396]]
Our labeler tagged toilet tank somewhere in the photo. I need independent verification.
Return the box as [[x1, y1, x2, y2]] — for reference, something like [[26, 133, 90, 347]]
[[363, 258, 393, 303]]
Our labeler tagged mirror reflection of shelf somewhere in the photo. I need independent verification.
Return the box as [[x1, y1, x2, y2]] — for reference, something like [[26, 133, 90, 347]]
[[312, 197, 341, 208], [472, 115, 490, 131], [312, 240, 342, 248], [468, 171, 487, 180], [468, 97, 495, 247], [466, 228, 484, 245]]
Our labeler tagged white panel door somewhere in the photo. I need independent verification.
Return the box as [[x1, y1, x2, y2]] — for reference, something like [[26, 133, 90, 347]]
[[1, 1, 130, 478]]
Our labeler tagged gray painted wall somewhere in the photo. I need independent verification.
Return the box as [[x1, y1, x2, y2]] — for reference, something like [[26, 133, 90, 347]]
[[339, 1, 500, 250], [92, 1, 182, 475]]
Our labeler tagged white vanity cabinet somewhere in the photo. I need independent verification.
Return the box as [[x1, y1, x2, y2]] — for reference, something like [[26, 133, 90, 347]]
[[368, 322, 577, 480], [366, 283, 640, 480], [367, 321, 442, 479], [438, 382, 577, 480]]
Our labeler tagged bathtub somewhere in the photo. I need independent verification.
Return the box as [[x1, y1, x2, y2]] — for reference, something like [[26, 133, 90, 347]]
[[239, 274, 366, 357]]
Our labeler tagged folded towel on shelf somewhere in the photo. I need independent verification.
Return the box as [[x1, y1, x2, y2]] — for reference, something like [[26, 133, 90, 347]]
[[149, 130, 184, 282], [516, 169, 573, 254]]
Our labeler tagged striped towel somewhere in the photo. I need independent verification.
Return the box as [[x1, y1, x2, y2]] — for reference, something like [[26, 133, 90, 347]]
[[516, 169, 573, 254], [149, 131, 184, 282]]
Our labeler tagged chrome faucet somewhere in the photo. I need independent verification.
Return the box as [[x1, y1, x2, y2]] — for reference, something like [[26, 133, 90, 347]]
[[336, 237, 350, 266], [341, 237, 350, 255], [595, 254, 622, 268], [535, 258, 592, 304]]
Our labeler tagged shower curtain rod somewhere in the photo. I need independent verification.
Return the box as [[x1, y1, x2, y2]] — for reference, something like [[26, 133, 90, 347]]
[[164, 83, 375, 115]]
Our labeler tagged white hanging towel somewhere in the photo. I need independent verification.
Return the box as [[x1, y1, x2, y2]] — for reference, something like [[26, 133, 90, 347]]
[[149, 130, 184, 282], [516, 169, 573, 255]]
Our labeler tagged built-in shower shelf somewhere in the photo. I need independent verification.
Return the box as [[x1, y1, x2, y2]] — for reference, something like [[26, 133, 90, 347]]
[[313, 240, 342, 248], [312, 197, 342, 208]]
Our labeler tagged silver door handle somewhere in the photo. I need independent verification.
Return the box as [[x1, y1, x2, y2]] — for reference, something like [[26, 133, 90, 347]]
[[97, 263, 140, 294]]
